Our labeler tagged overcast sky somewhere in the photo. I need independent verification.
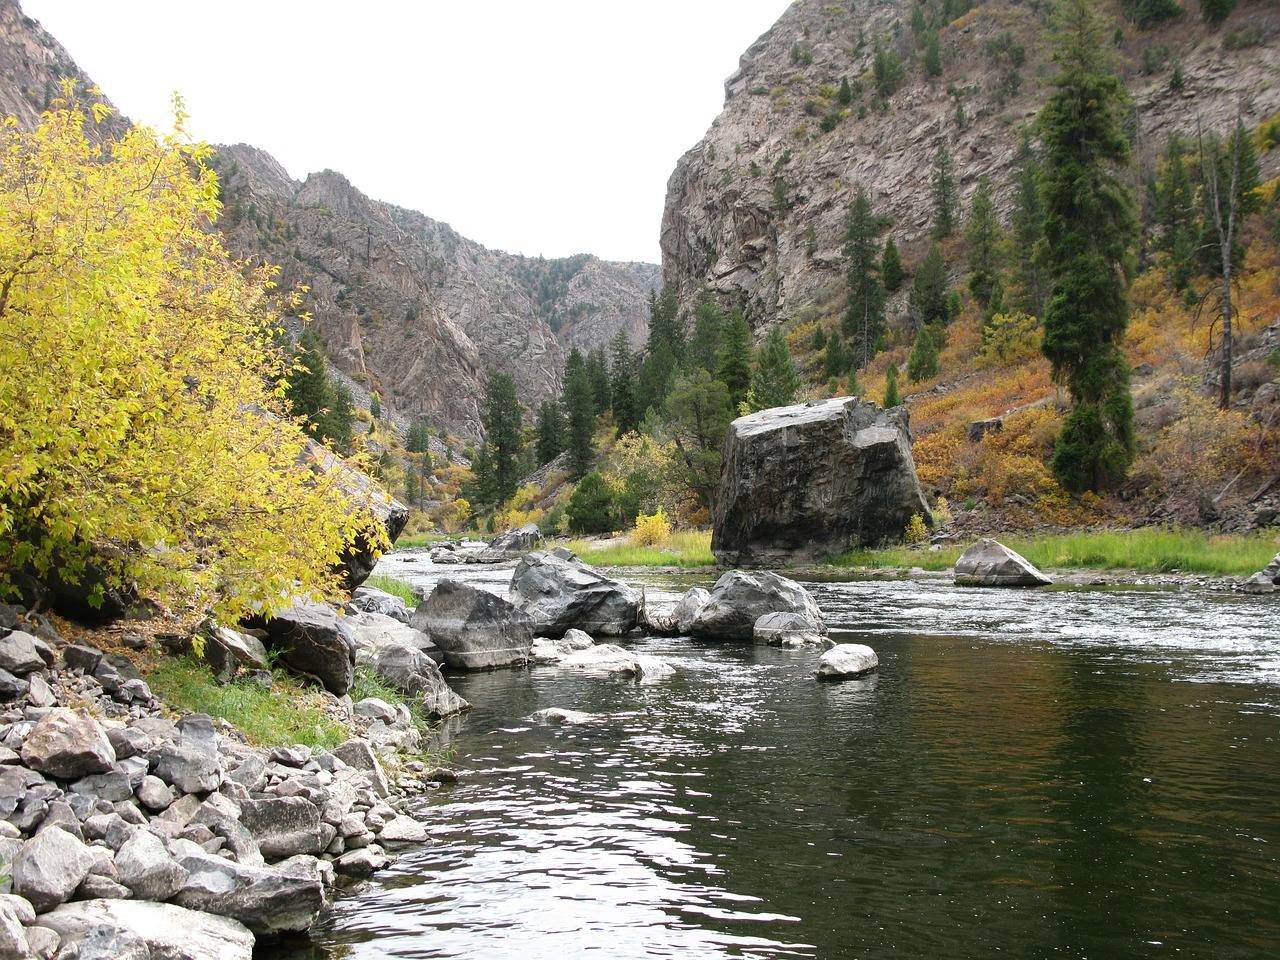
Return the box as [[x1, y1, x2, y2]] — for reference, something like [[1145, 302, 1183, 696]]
[[21, 0, 792, 265]]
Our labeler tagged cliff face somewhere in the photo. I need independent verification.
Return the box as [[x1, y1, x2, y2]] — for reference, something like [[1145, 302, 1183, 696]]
[[0, 0, 659, 441], [661, 0, 1280, 331]]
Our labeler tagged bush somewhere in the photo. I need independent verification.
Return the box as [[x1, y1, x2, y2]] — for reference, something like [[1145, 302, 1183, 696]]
[[566, 472, 615, 534], [631, 509, 672, 548]]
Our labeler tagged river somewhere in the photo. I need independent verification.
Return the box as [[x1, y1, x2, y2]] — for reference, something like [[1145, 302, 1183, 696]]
[[277, 553, 1280, 960]]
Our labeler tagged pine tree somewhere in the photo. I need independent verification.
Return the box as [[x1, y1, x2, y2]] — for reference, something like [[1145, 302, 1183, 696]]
[[842, 189, 886, 368], [586, 346, 611, 416], [923, 31, 943, 77], [688, 296, 725, 372], [811, 324, 828, 352], [824, 332, 850, 379], [405, 421, 432, 454], [478, 370, 524, 504], [609, 329, 640, 435], [369, 392, 381, 421], [285, 329, 353, 454], [535, 400, 567, 465], [910, 244, 952, 327], [563, 359, 596, 480], [747, 325, 804, 412], [838, 76, 854, 106], [882, 236, 905, 292], [873, 38, 905, 97], [1201, 0, 1237, 26], [931, 143, 959, 240], [1036, 0, 1138, 492], [884, 362, 901, 408], [1154, 134, 1199, 290], [1010, 132, 1047, 316], [907, 325, 941, 382], [716, 309, 755, 410], [966, 177, 1005, 310]]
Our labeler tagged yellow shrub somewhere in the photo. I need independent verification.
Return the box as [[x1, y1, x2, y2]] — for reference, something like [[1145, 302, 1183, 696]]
[[632, 509, 672, 548], [904, 513, 929, 544]]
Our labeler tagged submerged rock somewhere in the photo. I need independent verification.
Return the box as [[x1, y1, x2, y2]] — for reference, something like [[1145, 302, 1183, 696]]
[[954, 539, 1052, 587], [713, 397, 931, 566]]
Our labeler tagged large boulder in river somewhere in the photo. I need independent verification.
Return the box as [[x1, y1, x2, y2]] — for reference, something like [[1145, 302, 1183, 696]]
[[815, 644, 879, 680], [411, 580, 534, 669], [473, 523, 543, 563], [712, 397, 931, 566], [954, 538, 1052, 587], [688, 571, 825, 641], [1244, 551, 1280, 592], [369, 643, 471, 719], [509, 548, 639, 637]]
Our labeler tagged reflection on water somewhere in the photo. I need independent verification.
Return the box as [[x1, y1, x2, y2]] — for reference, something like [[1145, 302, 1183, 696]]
[[289, 564, 1280, 960]]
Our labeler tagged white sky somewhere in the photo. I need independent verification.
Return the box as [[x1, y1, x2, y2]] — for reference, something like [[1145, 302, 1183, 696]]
[[20, 0, 793, 265]]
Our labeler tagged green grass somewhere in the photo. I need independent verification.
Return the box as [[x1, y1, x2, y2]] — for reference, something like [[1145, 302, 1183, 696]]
[[832, 529, 1279, 577], [363, 573, 421, 605], [564, 529, 715, 568], [146, 655, 351, 749], [394, 533, 451, 549]]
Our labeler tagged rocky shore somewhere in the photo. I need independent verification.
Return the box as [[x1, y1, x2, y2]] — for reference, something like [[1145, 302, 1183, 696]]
[[0, 602, 440, 960]]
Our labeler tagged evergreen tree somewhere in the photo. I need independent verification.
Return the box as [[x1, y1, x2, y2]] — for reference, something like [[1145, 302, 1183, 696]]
[[369, 392, 381, 421], [563, 357, 596, 480], [586, 346, 611, 416], [478, 370, 524, 504], [884, 362, 901, 408], [637, 285, 686, 412], [636, 339, 679, 419], [931, 143, 959, 240], [838, 76, 854, 106], [566, 472, 615, 534], [842, 189, 886, 368], [687, 296, 725, 372], [747, 325, 804, 412], [907, 325, 941, 382], [716, 309, 755, 410], [873, 38, 905, 97], [966, 177, 1005, 310], [609, 329, 640, 435], [663, 369, 734, 513], [811, 324, 828, 352], [1154, 134, 1199, 289], [1010, 132, 1047, 316], [534, 400, 567, 465], [1036, 0, 1138, 492], [1121, 0, 1183, 29], [1201, 0, 1237, 26], [910, 244, 952, 327], [315, 382, 354, 455], [824, 332, 850, 379], [405, 421, 432, 454], [882, 236, 905, 292], [923, 31, 943, 77]]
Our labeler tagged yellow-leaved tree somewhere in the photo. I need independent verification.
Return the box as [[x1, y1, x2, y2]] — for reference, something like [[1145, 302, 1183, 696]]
[[0, 85, 385, 620]]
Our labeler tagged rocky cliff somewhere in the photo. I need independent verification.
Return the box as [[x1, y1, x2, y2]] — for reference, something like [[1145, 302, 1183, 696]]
[[0, 0, 659, 441], [661, 0, 1280, 331]]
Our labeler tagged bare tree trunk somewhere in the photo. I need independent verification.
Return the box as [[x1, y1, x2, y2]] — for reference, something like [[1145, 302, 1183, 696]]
[[1199, 119, 1243, 411]]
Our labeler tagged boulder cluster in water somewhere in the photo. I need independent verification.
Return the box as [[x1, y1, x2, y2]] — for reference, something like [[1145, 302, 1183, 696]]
[[0, 602, 438, 960]]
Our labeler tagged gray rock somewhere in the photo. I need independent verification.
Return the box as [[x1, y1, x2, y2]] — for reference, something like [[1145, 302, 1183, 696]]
[[713, 398, 931, 565], [0, 898, 29, 959], [369, 643, 470, 719], [689, 570, 825, 641], [556, 644, 674, 682], [61, 644, 103, 675], [75, 874, 133, 900], [377, 813, 429, 843], [348, 610, 439, 661], [20, 708, 116, 779], [815, 644, 880, 681], [754, 612, 829, 647], [135, 775, 175, 812], [251, 600, 357, 696], [12, 825, 97, 912], [172, 844, 327, 935], [509, 549, 640, 638], [0, 630, 45, 675], [673, 587, 711, 634], [473, 522, 543, 563], [954, 538, 1053, 587], [968, 417, 1004, 442], [530, 707, 595, 725], [237, 796, 326, 858], [0, 669, 26, 702], [36, 899, 254, 960], [201, 625, 269, 679], [70, 769, 135, 803], [334, 845, 390, 878], [1244, 551, 1280, 592], [116, 829, 189, 901], [529, 629, 595, 663], [331, 739, 391, 798], [25, 674, 55, 708], [151, 742, 221, 794], [350, 586, 411, 623], [411, 579, 534, 669]]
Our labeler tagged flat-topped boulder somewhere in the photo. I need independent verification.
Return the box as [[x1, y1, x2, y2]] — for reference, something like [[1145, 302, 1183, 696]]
[[688, 571, 825, 641], [411, 580, 534, 669], [954, 539, 1052, 587], [472, 523, 543, 563], [713, 397, 931, 566], [509, 549, 639, 638]]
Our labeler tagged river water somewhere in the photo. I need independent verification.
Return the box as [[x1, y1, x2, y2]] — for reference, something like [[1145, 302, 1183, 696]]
[[285, 555, 1280, 960]]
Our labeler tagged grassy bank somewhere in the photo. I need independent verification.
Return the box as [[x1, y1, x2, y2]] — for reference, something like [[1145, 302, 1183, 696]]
[[564, 530, 715, 568], [833, 528, 1279, 578]]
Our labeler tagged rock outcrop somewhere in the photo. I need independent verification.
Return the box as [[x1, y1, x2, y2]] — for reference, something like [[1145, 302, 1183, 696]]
[[661, 0, 1280, 331], [954, 539, 1053, 587], [713, 398, 930, 566]]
